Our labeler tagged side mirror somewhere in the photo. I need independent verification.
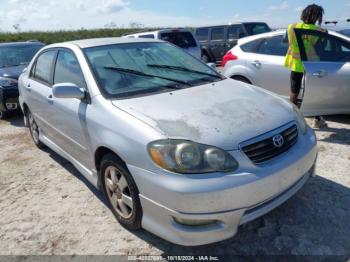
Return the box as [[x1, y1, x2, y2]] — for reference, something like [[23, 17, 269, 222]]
[[52, 83, 85, 99], [206, 63, 217, 70]]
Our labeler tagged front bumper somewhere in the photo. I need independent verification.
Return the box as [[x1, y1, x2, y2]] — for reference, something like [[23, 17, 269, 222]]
[[128, 127, 317, 246], [0, 87, 19, 112]]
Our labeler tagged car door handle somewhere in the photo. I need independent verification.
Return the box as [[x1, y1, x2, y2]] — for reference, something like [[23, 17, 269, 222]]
[[312, 70, 328, 78], [250, 60, 261, 67]]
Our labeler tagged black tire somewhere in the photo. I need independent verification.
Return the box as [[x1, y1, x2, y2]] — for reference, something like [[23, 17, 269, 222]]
[[0, 110, 7, 120], [231, 76, 252, 84], [100, 153, 142, 230], [201, 53, 210, 63], [27, 110, 45, 149]]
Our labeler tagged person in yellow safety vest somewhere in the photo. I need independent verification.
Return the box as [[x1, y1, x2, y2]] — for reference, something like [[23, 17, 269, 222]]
[[285, 4, 328, 128]]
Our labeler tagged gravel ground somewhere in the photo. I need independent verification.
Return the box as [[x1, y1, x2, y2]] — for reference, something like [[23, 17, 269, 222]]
[[0, 113, 349, 257]]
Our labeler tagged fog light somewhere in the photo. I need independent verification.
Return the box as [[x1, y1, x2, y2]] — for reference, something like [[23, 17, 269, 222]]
[[173, 217, 216, 227]]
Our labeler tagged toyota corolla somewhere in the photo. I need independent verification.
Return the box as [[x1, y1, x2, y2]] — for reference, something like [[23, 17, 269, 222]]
[[18, 38, 317, 246]]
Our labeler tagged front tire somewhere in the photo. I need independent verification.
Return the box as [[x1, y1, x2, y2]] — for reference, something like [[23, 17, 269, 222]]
[[27, 110, 45, 149], [101, 154, 142, 230]]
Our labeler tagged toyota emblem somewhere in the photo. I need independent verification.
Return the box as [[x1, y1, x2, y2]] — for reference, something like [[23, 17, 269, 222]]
[[272, 134, 284, 148]]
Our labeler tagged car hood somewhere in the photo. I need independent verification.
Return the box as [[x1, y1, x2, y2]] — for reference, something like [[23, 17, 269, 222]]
[[0, 65, 26, 80], [111, 79, 295, 150]]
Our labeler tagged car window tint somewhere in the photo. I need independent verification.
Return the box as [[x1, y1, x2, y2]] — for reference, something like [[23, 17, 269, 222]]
[[298, 31, 350, 62], [139, 34, 154, 39], [257, 35, 288, 56], [240, 39, 261, 53], [33, 50, 56, 84], [54, 50, 86, 88], [160, 32, 197, 48], [195, 28, 209, 41], [228, 25, 242, 39], [244, 23, 271, 35], [211, 27, 225, 41]]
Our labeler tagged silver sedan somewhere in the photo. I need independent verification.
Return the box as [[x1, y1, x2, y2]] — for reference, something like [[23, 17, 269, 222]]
[[18, 37, 317, 246], [222, 30, 350, 116]]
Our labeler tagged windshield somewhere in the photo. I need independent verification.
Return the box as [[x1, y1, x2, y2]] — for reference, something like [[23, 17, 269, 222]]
[[160, 32, 197, 48], [244, 23, 271, 35], [0, 44, 43, 68], [84, 42, 221, 98]]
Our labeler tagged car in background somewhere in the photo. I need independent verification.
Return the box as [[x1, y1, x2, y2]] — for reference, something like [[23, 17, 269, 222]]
[[19, 37, 317, 246], [221, 29, 350, 116], [0, 41, 44, 119], [194, 22, 271, 63], [124, 29, 201, 59]]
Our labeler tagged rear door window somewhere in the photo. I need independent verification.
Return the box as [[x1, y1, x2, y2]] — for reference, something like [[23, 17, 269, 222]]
[[160, 32, 197, 48], [240, 39, 262, 53], [211, 27, 225, 41], [256, 35, 288, 56], [53, 50, 86, 88], [32, 50, 56, 85], [195, 28, 209, 42]]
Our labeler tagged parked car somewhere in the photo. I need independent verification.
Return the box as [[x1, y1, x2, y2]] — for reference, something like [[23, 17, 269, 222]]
[[222, 29, 350, 116], [19, 37, 317, 246], [0, 41, 44, 119], [194, 22, 271, 63], [124, 28, 201, 59]]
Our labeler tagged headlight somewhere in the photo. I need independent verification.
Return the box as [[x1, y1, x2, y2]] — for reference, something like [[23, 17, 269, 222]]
[[293, 105, 307, 135], [148, 140, 239, 174], [0, 77, 18, 88]]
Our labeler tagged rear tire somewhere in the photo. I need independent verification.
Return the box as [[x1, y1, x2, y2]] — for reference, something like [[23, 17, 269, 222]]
[[100, 153, 142, 230], [27, 110, 45, 149], [231, 76, 252, 84]]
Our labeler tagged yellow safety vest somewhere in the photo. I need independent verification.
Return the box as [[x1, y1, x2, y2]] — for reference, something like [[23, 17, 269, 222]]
[[284, 23, 319, 73]]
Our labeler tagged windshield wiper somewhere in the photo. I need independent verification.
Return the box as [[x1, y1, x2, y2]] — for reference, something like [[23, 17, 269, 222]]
[[147, 64, 223, 79], [104, 66, 192, 88]]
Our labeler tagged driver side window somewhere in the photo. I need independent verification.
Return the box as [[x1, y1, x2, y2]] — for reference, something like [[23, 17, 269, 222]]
[[53, 50, 86, 88], [295, 29, 350, 62]]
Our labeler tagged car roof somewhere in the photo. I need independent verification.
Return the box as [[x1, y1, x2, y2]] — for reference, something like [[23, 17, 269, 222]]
[[237, 29, 350, 45], [195, 22, 268, 29], [0, 41, 44, 47], [50, 37, 163, 49], [125, 28, 192, 37]]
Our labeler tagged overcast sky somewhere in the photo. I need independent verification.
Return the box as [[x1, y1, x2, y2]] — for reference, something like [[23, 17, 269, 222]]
[[0, 0, 349, 32]]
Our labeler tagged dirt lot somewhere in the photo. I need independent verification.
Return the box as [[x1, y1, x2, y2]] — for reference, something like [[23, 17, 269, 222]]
[[0, 114, 349, 257]]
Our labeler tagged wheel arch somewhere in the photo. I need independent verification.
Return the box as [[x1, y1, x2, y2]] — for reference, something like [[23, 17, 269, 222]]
[[230, 75, 253, 84]]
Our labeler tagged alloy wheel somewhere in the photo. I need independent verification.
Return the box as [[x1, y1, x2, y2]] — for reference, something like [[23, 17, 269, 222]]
[[104, 166, 134, 219], [28, 113, 40, 144]]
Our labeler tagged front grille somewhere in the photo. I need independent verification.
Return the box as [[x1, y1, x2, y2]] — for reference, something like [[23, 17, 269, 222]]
[[242, 124, 298, 164]]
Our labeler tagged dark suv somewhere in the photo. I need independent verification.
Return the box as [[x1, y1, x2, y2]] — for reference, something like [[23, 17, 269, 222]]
[[194, 23, 271, 63], [0, 42, 44, 119]]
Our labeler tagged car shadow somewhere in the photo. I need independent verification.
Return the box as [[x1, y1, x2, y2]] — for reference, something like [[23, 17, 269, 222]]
[[129, 175, 350, 257], [314, 115, 350, 146], [1, 112, 25, 127], [41, 146, 109, 208]]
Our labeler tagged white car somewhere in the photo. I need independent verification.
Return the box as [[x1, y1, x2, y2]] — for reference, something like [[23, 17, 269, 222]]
[[222, 30, 350, 116], [124, 28, 201, 60]]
